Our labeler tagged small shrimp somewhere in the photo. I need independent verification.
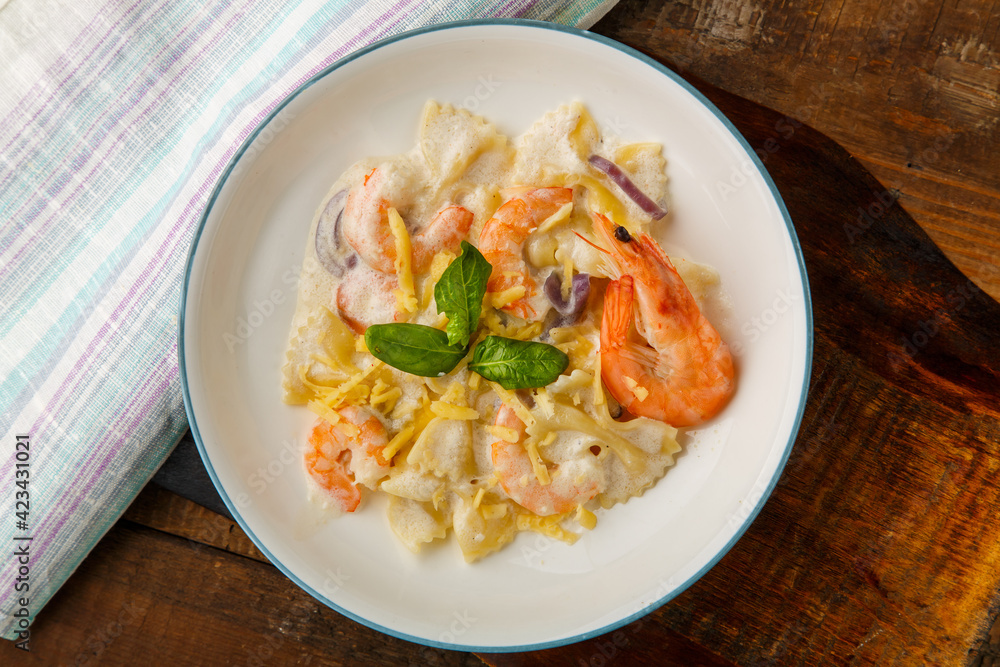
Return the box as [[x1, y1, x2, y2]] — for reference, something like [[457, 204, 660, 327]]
[[342, 167, 474, 274], [335, 263, 403, 334], [491, 404, 602, 516], [304, 405, 391, 512], [479, 186, 574, 319], [593, 213, 735, 427]]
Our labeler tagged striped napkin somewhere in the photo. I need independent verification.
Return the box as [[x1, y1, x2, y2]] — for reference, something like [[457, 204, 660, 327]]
[[0, 0, 617, 640]]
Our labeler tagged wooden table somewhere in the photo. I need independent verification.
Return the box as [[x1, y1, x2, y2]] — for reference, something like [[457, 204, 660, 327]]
[[4, 1, 998, 664]]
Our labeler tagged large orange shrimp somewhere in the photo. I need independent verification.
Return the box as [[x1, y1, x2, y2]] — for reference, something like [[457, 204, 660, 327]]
[[304, 406, 391, 513], [479, 186, 574, 319], [593, 213, 735, 427], [491, 404, 602, 516], [342, 166, 474, 274]]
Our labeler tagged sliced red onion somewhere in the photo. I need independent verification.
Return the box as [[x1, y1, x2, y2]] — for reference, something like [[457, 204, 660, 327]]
[[544, 272, 590, 326], [588, 154, 667, 220], [315, 188, 349, 276]]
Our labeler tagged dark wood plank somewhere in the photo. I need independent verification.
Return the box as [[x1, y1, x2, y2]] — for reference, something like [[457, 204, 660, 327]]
[[476, 55, 1000, 667], [6, 3, 998, 665], [0, 518, 485, 666], [592, 0, 1000, 301]]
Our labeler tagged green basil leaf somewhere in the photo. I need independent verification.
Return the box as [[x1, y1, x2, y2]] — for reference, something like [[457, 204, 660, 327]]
[[364, 323, 467, 377], [435, 241, 492, 347], [469, 336, 569, 389]]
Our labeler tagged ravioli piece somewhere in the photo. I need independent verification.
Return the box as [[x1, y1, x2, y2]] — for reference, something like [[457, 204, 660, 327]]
[[419, 101, 510, 187], [406, 417, 475, 483], [281, 307, 358, 404], [452, 495, 517, 563], [596, 417, 681, 508], [380, 464, 446, 503], [387, 495, 449, 553]]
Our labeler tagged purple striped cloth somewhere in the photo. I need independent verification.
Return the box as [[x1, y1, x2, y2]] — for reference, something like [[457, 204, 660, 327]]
[[0, 0, 618, 641]]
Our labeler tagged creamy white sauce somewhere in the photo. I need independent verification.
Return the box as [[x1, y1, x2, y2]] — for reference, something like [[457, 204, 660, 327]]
[[281, 101, 730, 562]]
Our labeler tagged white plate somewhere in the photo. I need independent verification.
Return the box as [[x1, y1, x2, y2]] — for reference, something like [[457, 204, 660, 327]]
[[180, 20, 812, 651]]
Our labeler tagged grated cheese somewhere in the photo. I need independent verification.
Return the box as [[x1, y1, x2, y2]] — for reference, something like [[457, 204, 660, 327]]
[[387, 207, 418, 315], [488, 382, 536, 428], [575, 505, 598, 530], [534, 387, 555, 418], [623, 375, 650, 401], [489, 285, 526, 309], [481, 503, 508, 520], [487, 425, 519, 443], [525, 439, 551, 486], [536, 201, 574, 234], [430, 402, 480, 420], [382, 424, 415, 461]]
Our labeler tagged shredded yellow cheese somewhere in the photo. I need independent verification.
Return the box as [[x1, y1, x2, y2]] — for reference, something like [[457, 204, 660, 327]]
[[487, 424, 519, 443], [489, 285, 526, 309], [536, 201, 573, 234], [369, 379, 402, 412], [489, 382, 536, 428], [383, 424, 415, 461], [318, 361, 381, 409], [307, 399, 342, 427], [575, 505, 598, 530], [517, 513, 579, 544], [430, 402, 480, 420], [525, 439, 551, 486], [554, 247, 575, 300], [534, 387, 555, 418], [387, 207, 417, 315], [481, 503, 508, 520], [472, 487, 486, 509], [622, 375, 650, 401], [592, 350, 605, 406]]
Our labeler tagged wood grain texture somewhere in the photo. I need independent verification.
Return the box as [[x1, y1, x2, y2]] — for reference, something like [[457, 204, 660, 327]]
[[478, 66, 1000, 667], [0, 514, 483, 666], [4, 2, 999, 665], [592, 0, 1000, 301]]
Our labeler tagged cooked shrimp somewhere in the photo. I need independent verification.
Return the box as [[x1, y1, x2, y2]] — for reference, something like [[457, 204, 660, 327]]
[[304, 406, 391, 512], [479, 186, 574, 319], [593, 213, 734, 427], [335, 264, 403, 334], [491, 404, 602, 516], [342, 167, 474, 274]]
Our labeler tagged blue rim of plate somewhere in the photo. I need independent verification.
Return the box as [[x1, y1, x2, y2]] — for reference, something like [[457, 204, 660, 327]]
[[179, 18, 813, 654]]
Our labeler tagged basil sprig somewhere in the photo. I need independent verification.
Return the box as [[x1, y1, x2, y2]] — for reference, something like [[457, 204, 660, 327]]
[[469, 336, 570, 389], [435, 241, 491, 347], [362, 240, 568, 388]]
